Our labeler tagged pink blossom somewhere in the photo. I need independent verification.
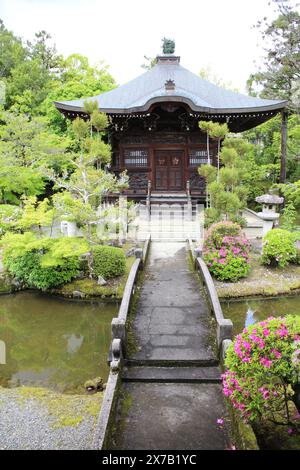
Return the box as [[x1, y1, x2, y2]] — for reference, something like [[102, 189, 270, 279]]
[[263, 328, 270, 337], [275, 328, 289, 338], [271, 349, 281, 359], [260, 357, 272, 368]]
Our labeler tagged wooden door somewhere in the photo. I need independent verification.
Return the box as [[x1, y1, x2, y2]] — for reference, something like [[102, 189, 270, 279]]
[[155, 150, 183, 191]]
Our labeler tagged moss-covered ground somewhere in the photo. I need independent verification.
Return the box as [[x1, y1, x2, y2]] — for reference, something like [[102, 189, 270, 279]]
[[53, 255, 135, 301], [14, 386, 102, 429]]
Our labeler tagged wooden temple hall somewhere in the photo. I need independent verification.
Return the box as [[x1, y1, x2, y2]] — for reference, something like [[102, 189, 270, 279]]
[[55, 40, 288, 203]]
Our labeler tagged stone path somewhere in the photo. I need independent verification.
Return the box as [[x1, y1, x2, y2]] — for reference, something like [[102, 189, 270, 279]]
[[111, 242, 230, 450]]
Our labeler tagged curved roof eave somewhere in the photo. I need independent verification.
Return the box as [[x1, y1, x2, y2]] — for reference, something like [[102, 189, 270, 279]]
[[54, 95, 288, 115]]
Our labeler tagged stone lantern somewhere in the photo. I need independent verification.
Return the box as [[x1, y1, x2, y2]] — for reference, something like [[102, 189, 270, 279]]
[[255, 192, 284, 237]]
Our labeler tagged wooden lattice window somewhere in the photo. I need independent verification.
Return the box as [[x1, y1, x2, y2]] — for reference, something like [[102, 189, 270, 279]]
[[189, 149, 208, 166], [124, 149, 148, 167]]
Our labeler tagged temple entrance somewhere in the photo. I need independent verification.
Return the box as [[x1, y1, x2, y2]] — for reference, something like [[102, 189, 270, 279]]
[[154, 150, 184, 191]]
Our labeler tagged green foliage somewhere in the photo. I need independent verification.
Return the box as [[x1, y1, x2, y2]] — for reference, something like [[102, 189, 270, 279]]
[[277, 180, 300, 210], [72, 117, 89, 141], [41, 53, 115, 132], [202, 207, 221, 228], [203, 221, 251, 282], [281, 203, 297, 231], [199, 138, 249, 225], [223, 315, 300, 431], [204, 221, 241, 248], [17, 196, 54, 232], [210, 123, 228, 141], [1, 233, 89, 289], [262, 229, 297, 268], [198, 164, 217, 183], [0, 110, 72, 203], [92, 245, 126, 279], [247, 3, 300, 112], [206, 253, 250, 282], [198, 120, 215, 134]]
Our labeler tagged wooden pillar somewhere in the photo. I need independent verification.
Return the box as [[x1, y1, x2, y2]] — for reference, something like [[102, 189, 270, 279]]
[[280, 110, 288, 183]]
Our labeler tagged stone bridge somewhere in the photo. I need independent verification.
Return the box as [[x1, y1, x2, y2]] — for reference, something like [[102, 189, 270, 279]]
[[93, 238, 233, 450]]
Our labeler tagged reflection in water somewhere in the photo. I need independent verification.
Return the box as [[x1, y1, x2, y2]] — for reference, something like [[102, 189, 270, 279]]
[[0, 291, 118, 393], [245, 307, 255, 327], [63, 334, 84, 354], [222, 296, 300, 335]]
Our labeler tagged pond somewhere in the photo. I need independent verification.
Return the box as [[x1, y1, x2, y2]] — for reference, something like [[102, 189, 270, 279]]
[[221, 295, 300, 335], [0, 291, 118, 393]]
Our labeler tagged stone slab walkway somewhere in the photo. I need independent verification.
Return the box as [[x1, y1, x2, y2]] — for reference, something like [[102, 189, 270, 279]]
[[111, 242, 230, 450], [129, 243, 217, 364]]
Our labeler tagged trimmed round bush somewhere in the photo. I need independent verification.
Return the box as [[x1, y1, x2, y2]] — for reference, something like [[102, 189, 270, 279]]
[[262, 229, 297, 268], [92, 245, 126, 279], [203, 221, 251, 282], [223, 316, 300, 431]]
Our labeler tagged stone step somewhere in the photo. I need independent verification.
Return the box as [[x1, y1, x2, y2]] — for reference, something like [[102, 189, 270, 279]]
[[122, 366, 221, 383], [125, 358, 219, 368]]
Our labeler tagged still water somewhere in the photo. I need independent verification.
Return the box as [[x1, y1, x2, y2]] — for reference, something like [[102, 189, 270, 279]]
[[221, 295, 300, 335], [0, 292, 118, 393]]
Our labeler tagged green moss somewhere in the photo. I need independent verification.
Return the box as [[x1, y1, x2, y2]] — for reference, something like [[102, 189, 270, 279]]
[[0, 276, 13, 294], [125, 265, 145, 357], [17, 386, 102, 428], [252, 402, 300, 450], [226, 398, 259, 450], [120, 390, 133, 416]]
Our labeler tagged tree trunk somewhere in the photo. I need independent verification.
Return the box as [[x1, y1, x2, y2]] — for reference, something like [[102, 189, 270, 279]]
[[207, 131, 210, 165], [280, 110, 288, 183]]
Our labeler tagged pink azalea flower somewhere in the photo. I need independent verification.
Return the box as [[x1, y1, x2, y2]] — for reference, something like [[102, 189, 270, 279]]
[[260, 357, 272, 368]]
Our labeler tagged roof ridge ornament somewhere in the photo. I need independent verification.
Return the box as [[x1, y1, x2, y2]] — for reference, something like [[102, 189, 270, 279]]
[[162, 37, 175, 55]]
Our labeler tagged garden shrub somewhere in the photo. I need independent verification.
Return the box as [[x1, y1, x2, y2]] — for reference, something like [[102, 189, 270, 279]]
[[203, 221, 251, 282], [1, 233, 89, 289], [92, 245, 126, 279], [223, 316, 300, 433], [261, 229, 297, 268]]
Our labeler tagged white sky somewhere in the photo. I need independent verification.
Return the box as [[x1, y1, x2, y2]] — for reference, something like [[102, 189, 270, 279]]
[[1, 0, 299, 93]]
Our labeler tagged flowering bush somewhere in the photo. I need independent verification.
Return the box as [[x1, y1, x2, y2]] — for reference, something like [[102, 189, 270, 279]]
[[203, 221, 251, 281], [261, 229, 297, 268], [223, 316, 300, 433]]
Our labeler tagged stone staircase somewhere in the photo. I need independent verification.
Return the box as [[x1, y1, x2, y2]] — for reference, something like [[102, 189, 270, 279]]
[[133, 194, 204, 242]]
